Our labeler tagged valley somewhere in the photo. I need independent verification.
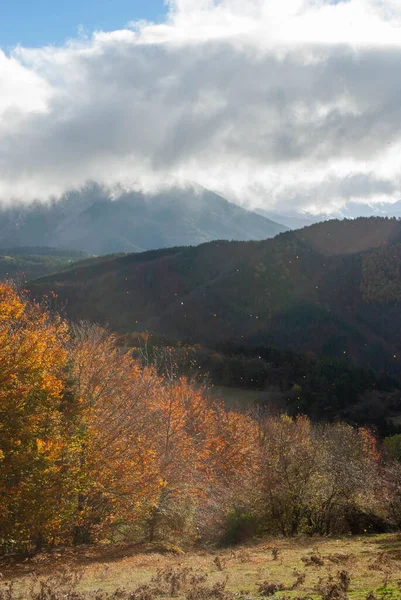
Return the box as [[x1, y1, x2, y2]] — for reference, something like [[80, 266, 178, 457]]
[[2, 214, 401, 582], [4, 0, 401, 591]]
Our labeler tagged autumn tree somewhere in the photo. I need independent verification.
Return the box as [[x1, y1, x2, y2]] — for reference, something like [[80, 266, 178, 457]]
[[198, 405, 259, 543], [68, 323, 162, 543], [257, 415, 320, 535], [0, 284, 76, 552], [312, 424, 383, 534]]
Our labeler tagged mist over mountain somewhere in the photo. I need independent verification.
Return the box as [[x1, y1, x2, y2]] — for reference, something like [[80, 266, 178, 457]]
[[254, 208, 316, 230], [0, 185, 286, 254], [257, 200, 401, 231]]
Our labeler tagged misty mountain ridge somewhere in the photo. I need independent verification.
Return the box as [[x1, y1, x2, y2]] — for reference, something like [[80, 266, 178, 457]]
[[258, 199, 401, 230], [0, 184, 287, 254]]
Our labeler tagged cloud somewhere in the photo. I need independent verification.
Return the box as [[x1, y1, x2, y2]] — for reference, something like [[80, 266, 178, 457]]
[[1, 0, 401, 214]]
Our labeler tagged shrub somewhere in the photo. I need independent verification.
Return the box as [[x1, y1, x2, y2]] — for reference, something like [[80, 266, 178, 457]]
[[221, 510, 259, 545]]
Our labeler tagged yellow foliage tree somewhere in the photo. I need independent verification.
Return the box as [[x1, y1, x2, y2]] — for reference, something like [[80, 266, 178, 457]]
[[0, 284, 76, 552]]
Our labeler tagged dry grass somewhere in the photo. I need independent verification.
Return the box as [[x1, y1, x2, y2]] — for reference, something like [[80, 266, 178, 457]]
[[1, 534, 401, 599]]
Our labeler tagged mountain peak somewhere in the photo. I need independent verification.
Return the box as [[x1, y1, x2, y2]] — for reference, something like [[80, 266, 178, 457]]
[[0, 185, 287, 254]]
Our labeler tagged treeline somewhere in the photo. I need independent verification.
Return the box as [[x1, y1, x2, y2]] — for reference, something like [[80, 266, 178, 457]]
[[1, 285, 401, 555], [124, 335, 401, 435]]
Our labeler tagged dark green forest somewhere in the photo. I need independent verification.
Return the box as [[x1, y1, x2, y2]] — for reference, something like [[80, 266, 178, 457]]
[[28, 217, 401, 377]]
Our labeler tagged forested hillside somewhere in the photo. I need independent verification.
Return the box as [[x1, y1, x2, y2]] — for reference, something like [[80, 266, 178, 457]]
[[0, 247, 89, 281], [29, 217, 401, 377]]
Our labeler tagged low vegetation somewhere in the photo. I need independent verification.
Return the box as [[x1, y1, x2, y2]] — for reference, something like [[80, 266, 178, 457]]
[[1, 535, 401, 599]]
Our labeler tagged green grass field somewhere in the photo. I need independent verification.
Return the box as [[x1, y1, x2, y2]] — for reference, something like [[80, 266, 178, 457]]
[[2, 534, 401, 599], [208, 385, 267, 409]]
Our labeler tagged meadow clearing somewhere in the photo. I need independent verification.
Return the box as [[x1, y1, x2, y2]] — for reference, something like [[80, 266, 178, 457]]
[[1, 534, 401, 600]]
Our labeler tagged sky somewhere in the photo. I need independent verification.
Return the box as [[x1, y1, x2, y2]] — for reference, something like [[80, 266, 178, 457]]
[[1, 0, 401, 216], [0, 1, 167, 48]]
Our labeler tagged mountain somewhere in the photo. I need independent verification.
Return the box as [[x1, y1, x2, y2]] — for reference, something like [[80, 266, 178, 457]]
[[254, 208, 317, 230], [0, 247, 89, 282], [256, 200, 401, 230], [28, 216, 401, 377], [0, 185, 287, 254], [344, 199, 401, 220]]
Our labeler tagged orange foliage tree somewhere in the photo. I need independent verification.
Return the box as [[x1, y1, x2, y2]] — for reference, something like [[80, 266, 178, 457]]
[[68, 323, 162, 543], [0, 284, 75, 552], [69, 326, 257, 544]]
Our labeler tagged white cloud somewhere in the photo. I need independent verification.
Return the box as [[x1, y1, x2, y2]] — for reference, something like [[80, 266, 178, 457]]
[[0, 50, 51, 119], [1, 0, 401, 214]]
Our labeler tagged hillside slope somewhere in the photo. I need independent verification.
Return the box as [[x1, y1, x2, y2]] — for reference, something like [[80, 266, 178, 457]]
[[29, 217, 401, 374], [0, 185, 286, 254], [0, 247, 89, 281]]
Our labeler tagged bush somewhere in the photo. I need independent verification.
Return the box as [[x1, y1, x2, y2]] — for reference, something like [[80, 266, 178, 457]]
[[221, 509, 259, 545]]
